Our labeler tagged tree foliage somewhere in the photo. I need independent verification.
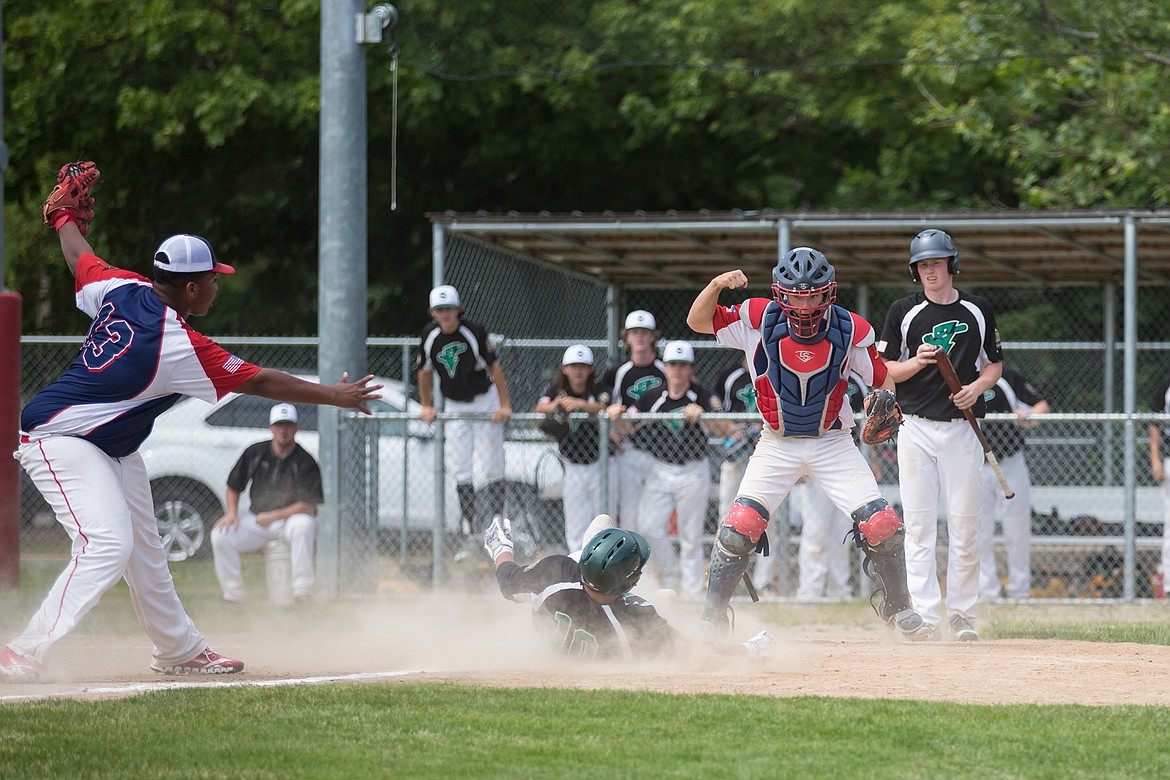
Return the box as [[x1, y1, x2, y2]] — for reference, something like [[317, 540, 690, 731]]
[[4, 0, 1168, 334]]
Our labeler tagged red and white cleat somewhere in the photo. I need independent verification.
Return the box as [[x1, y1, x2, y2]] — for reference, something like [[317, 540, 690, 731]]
[[152, 648, 244, 675], [0, 646, 43, 682]]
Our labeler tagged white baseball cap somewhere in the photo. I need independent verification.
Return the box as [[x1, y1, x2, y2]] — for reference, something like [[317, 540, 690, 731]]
[[562, 344, 594, 366], [662, 341, 695, 364], [429, 285, 461, 309], [269, 403, 298, 425], [624, 310, 657, 330], [153, 234, 235, 274]]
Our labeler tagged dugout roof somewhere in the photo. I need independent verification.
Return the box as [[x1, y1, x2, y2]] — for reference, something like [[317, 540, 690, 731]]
[[429, 209, 1170, 288]]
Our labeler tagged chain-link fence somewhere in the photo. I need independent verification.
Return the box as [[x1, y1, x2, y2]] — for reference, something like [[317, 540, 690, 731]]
[[14, 333, 1170, 602]]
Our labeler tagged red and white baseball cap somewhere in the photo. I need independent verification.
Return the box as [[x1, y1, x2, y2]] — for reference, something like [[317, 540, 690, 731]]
[[624, 310, 657, 330], [662, 341, 695, 364], [562, 344, 594, 366], [153, 234, 235, 274]]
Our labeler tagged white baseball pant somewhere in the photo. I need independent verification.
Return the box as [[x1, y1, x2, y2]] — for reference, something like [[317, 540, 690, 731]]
[[12, 436, 206, 668], [607, 447, 656, 528], [735, 428, 883, 525], [1160, 457, 1170, 588], [635, 458, 709, 597], [733, 428, 883, 599], [897, 416, 984, 629], [561, 460, 603, 554], [978, 450, 1032, 599], [719, 457, 779, 589], [211, 512, 317, 601], [796, 480, 854, 599], [444, 386, 506, 484]]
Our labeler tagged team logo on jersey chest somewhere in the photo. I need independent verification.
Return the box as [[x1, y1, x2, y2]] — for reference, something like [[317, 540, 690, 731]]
[[627, 376, 662, 400], [736, 385, 758, 413], [437, 342, 466, 377], [923, 321, 969, 354]]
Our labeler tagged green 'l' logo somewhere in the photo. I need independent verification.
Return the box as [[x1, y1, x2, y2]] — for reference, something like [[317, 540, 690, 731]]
[[437, 343, 466, 377], [923, 321, 969, 354]]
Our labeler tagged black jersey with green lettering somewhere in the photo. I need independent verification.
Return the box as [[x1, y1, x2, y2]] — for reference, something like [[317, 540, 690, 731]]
[[416, 318, 497, 402], [598, 359, 666, 408], [879, 291, 1003, 420], [494, 555, 678, 661]]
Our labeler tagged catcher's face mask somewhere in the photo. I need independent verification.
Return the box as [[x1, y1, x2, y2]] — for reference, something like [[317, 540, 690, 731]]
[[773, 283, 837, 339]]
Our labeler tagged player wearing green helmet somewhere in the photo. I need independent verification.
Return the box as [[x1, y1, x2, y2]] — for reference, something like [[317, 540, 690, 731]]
[[485, 516, 774, 661]]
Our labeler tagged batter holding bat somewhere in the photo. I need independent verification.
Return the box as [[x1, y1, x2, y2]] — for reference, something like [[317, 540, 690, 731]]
[[878, 228, 1003, 641]]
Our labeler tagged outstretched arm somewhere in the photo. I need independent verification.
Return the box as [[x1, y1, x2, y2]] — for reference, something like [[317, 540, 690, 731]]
[[238, 370, 382, 414], [687, 270, 748, 334]]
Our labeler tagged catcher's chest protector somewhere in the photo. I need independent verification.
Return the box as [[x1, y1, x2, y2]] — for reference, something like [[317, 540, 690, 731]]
[[752, 303, 852, 436]]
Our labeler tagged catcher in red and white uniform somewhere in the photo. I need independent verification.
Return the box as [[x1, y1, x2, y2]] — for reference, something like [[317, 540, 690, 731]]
[[0, 162, 381, 682], [687, 247, 928, 640]]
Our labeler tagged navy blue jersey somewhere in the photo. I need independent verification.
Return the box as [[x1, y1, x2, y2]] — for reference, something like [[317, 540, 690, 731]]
[[21, 253, 260, 457]]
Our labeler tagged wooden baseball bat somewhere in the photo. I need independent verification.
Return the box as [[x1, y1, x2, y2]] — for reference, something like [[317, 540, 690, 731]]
[[932, 348, 1015, 499]]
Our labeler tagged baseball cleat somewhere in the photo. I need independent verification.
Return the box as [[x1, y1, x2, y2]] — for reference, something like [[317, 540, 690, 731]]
[[152, 648, 244, 675], [0, 647, 43, 682], [949, 614, 979, 642], [742, 630, 776, 659], [891, 608, 934, 641]]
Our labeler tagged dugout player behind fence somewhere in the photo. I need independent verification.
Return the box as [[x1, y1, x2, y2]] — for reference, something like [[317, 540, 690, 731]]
[[1, 162, 381, 682], [416, 284, 513, 537], [713, 356, 776, 592], [878, 228, 1003, 641], [534, 345, 608, 552], [482, 516, 774, 660], [686, 248, 928, 641], [599, 310, 666, 528], [1148, 371, 1170, 599], [978, 366, 1050, 600], [608, 341, 718, 598], [211, 403, 324, 605]]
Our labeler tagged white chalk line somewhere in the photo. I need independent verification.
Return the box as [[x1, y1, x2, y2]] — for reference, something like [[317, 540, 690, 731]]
[[0, 670, 424, 704]]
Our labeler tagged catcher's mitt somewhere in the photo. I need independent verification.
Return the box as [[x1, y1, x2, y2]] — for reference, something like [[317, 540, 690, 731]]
[[860, 389, 902, 445], [42, 161, 100, 236]]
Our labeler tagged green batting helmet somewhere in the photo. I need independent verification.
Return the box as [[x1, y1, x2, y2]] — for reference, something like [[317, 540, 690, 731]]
[[579, 529, 650, 596]]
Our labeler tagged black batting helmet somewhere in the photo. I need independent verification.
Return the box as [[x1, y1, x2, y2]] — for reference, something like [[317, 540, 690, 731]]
[[909, 229, 959, 281], [771, 247, 837, 339]]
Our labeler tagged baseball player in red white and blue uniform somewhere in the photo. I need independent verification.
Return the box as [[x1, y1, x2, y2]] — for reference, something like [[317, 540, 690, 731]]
[[1, 213, 379, 682], [687, 249, 926, 640]]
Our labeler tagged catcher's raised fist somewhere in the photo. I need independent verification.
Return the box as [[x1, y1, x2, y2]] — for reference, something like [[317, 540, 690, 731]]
[[43, 161, 101, 236]]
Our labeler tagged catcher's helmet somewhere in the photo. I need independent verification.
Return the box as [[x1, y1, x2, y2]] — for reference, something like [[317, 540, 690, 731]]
[[909, 229, 959, 281], [771, 247, 837, 340], [579, 528, 650, 597]]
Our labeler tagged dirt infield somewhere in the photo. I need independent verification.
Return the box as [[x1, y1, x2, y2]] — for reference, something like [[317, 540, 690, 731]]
[[4, 596, 1170, 707]]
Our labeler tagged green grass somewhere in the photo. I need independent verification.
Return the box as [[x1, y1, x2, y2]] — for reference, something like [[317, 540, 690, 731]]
[[6, 559, 1170, 778], [3, 684, 1169, 779]]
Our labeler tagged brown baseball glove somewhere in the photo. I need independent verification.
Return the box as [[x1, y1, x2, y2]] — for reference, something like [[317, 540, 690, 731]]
[[860, 389, 902, 445], [42, 161, 100, 236]]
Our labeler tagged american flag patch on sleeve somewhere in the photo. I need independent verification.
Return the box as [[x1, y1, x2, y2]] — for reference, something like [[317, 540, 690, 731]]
[[222, 355, 245, 373]]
